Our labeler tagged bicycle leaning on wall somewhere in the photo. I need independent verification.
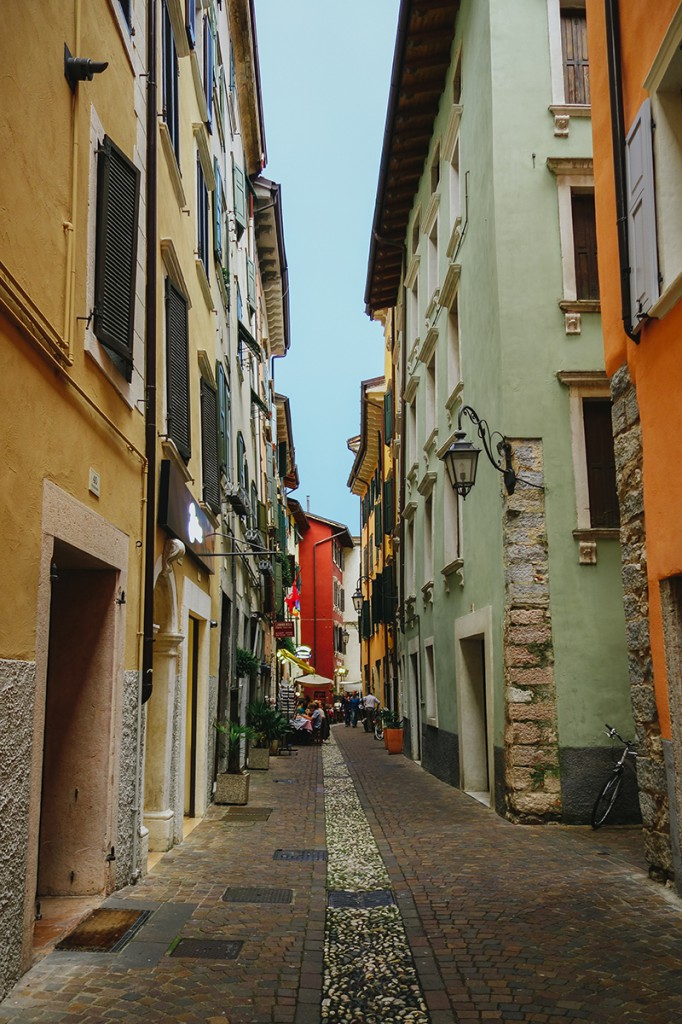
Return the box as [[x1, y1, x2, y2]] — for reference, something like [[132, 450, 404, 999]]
[[591, 723, 638, 829]]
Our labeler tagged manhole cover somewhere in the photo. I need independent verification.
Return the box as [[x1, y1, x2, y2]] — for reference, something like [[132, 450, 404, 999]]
[[169, 938, 243, 959], [327, 890, 395, 909], [222, 887, 293, 904], [275, 779, 296, 784], [273, 849, 328, 862], [223, 807, 272, 821], [56, 908, 151, 952]]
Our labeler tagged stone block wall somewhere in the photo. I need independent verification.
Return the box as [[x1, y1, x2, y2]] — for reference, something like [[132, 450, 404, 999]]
[[503, 441, 562, 823], [611, 364, 672, 879]]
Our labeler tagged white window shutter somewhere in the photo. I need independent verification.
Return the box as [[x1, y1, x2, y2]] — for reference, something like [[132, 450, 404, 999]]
[[625, 99, 659, 327]]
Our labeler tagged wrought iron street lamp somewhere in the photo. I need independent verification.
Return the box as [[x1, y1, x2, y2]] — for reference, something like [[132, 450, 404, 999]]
[[439, 405, 517, 499]]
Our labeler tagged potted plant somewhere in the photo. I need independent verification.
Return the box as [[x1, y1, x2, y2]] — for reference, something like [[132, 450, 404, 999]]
[[213, 719, 257, 804], [246, 701, 279, 769], [381, 709, 404, 755], [236, 647, 260, 679]]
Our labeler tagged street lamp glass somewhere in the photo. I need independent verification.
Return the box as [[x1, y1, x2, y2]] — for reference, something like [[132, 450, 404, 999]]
[[441, 435, 480, 497], [352, 588, 363, 614]]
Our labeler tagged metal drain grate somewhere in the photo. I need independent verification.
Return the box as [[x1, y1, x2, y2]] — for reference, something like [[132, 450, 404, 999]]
[[327, 890, 396, 909], [275, 779, 296, 784], [273, 849, 328, 862], [170, 938, 243, 960], [55, 908, 151, 952], [222, 886, 293, 904]]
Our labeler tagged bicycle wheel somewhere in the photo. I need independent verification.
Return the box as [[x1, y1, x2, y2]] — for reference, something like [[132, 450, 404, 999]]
[[591, 771, 623, 829], [374, 721, 383, 741]]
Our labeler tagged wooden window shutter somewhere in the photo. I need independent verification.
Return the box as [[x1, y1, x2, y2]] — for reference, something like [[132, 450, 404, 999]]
[[361, 600, 371, 640], [560, 10, 590, 105], [233, 162, 247, 235], [237, 432, 245, 488], [162, 4, 179, 162], [246, 256, 256, 311], [94, 136, 140, 381], [200, 377, 220, 513], [203, 13, 214, 131], [384, 389, 393, 443], [583, 399, 619, 528], [278, 441, 287, 479], [213, 160, 223, 261], [185, 0, 195, 48], [374, 499, 382, 547], [626, 100, 659, 326], [259, 501, 268, 534], [571, 192, 599, 300], [382, 564, 395, 623], [383, 476, 394, 535], [165, 279, 191, 461], [216, 360, 228, 474], [197, 154, 209, 275]]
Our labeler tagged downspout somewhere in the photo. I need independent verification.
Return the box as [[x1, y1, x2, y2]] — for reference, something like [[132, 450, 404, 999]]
[[604, 0, 639, 343], [141, 0, 158, 706], [312, 530, 346, 673], [389, 312, 400, 712]]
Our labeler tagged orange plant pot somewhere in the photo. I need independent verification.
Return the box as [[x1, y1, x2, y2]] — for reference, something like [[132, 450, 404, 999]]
[[383, 728, 404, 755]]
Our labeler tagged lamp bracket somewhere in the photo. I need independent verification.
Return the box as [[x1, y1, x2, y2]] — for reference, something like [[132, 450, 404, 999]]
[[458, 405, 517, 495]]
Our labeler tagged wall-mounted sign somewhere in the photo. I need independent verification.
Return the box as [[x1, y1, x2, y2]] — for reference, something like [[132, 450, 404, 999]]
[[274, 621, 295, 638], [158, 460, 215, 573]]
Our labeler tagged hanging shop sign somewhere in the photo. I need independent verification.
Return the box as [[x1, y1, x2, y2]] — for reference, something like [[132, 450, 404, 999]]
[[274, 621, 296, 638], [158, 460, 215, 573]]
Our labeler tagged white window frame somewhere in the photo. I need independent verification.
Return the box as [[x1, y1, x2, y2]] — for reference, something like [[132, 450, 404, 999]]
[[546, 0, 591, 136], [424, 639, 437, 726], [546, 158, 598, 333], [557, 370, 618, 563], [643, 9, 682, 319]]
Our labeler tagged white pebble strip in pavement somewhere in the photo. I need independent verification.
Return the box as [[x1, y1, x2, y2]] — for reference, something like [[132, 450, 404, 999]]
[[321, 738, 429, 1023]]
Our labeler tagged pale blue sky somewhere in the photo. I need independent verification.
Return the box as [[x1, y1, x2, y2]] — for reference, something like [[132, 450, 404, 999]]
[[254, 1, 399, 531]]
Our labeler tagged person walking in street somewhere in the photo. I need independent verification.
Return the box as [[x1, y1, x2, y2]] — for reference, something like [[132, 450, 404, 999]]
[[311, 701, 324, 744], [363, 691, 380, 733], [349, 691, 362, 728], [341, 694, 351, 727]]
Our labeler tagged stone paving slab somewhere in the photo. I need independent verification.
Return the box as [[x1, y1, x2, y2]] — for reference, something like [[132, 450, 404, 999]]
[[334, 726, 682, 1024]]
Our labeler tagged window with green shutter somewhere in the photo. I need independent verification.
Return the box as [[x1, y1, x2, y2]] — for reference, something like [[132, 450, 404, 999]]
[[165, 279, 191, 461], [200, 377, 220, 513], [384, 389, 394, 443], [162, 2, 179, 164], [246, 256, 256, 312], [237, 432, 246, 488], [197, 154, 209, 277], [216, 360, 230, 478], [203, 12, 214, 131], [374, 500, 382, 547], [213, 160, 223, 262], [383, 476, 394, 535], [185, 0, 195, 47], [94, 136, 140, 382], [361, 601, 371, 641], [233, 161, 246, 236]]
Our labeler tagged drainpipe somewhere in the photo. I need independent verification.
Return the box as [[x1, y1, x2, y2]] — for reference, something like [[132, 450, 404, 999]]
[[141, 0, 158, 705], [604, 0, 639, 343], [312, 530, 346, 674]]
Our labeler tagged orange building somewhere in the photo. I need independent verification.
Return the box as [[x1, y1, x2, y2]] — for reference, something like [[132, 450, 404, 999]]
[[587, 0, 682, 882]]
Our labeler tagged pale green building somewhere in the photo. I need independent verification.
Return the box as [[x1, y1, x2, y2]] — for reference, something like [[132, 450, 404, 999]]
[[364, 0, 637, 823]]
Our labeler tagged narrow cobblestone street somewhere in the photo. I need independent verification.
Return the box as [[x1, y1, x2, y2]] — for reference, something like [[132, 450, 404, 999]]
[[3, 727, 682, 1024]]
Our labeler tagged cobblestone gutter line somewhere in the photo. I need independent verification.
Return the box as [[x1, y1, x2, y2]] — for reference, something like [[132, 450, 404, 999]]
[[321, 741, 429, 1023]]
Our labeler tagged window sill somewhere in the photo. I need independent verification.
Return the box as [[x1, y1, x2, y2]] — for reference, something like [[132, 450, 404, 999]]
[[559, 299, 600, 314], [195, 258, 215, 311], [441, 557, 463, 579], [159, 124, 186, 208], [423, 429, 439, 458], [162, 439, 193, 483], [648, 268, 682, 320], [421, 580, 434, 604], [573, 527, 619, 566], [445, 380, 464, 416], [190, 49, 210, 125]]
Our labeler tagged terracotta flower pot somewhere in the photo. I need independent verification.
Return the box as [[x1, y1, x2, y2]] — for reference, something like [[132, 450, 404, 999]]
[[383, 728, 404, 755]]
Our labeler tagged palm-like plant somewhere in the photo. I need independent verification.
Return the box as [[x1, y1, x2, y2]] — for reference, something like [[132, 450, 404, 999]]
[[214, 719, 258, 773]]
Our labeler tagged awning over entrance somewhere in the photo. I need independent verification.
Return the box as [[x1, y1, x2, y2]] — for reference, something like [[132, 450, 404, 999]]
[[276, 649, 316, 675]]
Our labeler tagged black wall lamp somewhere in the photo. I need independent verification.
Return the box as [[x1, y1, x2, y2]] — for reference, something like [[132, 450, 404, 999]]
[[352, 575, 371, 614], [64, 44, 109, 92], [439, 405, 517, 499]]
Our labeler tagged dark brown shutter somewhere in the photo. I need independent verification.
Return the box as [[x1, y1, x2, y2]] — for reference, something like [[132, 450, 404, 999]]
[[572, 192, 599, 300], [165, 279, 191, 461], [583, 399, 619, 528], [200, 378, 220, 513], [561, 10, 590, 105], [94, 136, 140, 381]]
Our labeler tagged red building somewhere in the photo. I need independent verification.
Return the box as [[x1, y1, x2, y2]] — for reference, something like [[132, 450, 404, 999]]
[[298, 513, 353, 682]]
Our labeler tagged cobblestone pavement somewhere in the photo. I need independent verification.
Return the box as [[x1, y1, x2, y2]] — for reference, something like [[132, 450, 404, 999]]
[[334, 726, 682, 1023], [2, 726, 682, 1024]]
